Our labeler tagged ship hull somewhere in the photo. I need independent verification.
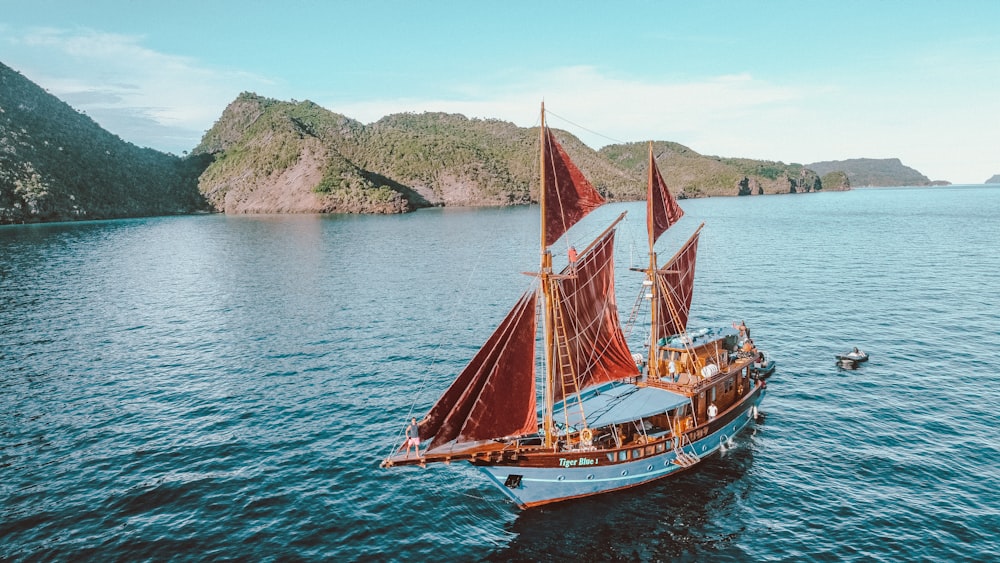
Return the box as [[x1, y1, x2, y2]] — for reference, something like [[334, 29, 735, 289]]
[[476, 386, 766, 508]]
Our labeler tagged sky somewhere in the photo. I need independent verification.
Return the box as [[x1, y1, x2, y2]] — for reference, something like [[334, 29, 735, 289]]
[[2, 0, 998, 183]]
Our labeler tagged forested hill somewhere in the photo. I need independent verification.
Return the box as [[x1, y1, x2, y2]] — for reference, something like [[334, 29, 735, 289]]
[[805, 158, 941, 187], [193, 92, 846, 214], [0, 62, 209, 225], [191, 93, 643, 214], [2, 59, 857, 224]]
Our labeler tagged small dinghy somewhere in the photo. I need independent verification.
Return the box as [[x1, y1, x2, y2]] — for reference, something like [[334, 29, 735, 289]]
[[751, 351, 776, 377], [836, 348, 869, 367]]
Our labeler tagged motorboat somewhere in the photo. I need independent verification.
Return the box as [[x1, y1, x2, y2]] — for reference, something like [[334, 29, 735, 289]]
[[836, 348, 869, 367]]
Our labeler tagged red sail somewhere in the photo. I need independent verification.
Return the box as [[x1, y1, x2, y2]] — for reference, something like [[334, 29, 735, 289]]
[[654, 226, 701, 342], [647, 146, 684, 246], [542, 128, 606, 247], [421, 290, 538, 451], [552, 229, 638, 402]]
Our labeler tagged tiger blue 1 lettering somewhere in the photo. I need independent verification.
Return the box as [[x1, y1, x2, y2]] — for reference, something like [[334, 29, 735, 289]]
[[559, 457, 598, 468]]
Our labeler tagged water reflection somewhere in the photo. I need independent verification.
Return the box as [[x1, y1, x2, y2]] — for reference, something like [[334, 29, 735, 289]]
[[488, 440, 759, 561]]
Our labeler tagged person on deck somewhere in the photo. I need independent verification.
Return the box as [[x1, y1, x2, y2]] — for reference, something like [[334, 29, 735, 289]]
[[404, 417, 421, 458], [734, 320, 749, 341], [708, 403, 718, 420]]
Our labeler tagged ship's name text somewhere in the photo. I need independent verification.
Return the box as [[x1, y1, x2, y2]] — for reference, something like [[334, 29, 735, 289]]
[[559, 457, 598, 468]]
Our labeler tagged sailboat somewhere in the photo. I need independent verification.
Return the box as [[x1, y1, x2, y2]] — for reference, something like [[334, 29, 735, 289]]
[[380, 106, 768, 509]]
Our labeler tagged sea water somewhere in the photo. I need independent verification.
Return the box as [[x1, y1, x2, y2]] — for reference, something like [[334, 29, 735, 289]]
[[2, 186, 998, 561]]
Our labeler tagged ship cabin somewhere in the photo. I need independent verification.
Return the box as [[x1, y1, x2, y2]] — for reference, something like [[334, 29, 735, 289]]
[[646, 326, 760, 428]]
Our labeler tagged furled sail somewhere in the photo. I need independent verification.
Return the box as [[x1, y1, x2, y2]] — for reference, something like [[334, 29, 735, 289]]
[[653, 226, 702, 342], [421, 290, 539, 451], [542, 128, 605, 247], [647, 146, 685, 247], [552, 228, 638, 403]]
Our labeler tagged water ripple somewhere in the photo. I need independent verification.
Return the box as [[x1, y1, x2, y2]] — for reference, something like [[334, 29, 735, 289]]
[[2, 189, 999, 560]]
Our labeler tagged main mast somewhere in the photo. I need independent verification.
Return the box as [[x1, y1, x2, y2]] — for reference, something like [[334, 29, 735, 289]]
[[646, 142, 660, 380], [540, 103, 556, 449]]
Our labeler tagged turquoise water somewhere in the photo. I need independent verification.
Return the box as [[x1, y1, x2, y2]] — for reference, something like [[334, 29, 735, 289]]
[[2, 186, 998, 561]]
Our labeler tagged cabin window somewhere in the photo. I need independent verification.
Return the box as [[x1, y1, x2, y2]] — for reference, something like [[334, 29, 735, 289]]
[[655, 443, 665, 453], [606, 453, 616, 462], [632, 448, 643, 459], [645, 445, 656, 456], [710, 387, 717, 402], [618, 450, 628, 462]]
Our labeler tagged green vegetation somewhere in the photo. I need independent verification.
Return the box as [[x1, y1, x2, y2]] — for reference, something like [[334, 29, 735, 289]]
[[599, 142, 829, 198], [195, 97, 639, 212], [0, 62, 208, 224], [821, 171, 850, 191], [193, 94, 414, 213]]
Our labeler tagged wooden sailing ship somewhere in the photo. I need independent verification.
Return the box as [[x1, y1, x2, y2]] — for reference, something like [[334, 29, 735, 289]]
[[381, 105, 768, 508]]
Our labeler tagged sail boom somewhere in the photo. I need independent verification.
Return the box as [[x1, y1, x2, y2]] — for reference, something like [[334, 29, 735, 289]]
[[577, 211, 628, 256], [651, 225, 703, 343], [660, 223, 705, 265], [550, 228, 638, 404]]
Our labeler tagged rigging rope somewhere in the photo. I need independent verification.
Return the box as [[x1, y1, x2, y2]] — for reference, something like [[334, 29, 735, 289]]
[[545, 109, 627, 146], [381, 241, 541, 461]]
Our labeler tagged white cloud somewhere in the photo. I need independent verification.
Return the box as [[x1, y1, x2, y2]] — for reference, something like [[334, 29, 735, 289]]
[[6, 27, 274, 153], [328, 66, 803, 148], [6, 25, 993, 183]]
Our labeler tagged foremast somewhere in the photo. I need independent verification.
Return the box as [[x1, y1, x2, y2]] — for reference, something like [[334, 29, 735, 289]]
[[641, 142, 700, 380]]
